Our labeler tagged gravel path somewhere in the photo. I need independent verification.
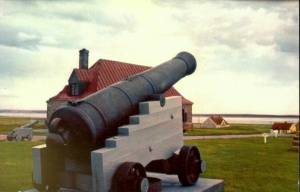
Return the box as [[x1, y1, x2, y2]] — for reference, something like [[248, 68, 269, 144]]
[[183, 133, 294, 140]]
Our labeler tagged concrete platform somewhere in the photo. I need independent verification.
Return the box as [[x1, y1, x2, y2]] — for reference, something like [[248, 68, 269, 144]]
[[148, 173, 224, 192], [23, 174, 224, 192]]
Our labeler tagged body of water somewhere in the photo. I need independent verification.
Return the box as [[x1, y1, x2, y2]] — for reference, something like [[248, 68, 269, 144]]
[[1, 112, 299, 125], [0, 112, 46, 118], [193, 116, 299, 125]]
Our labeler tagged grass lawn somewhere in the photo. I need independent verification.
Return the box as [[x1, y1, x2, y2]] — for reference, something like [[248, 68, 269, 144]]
[[0, 116, 47, 135], [185, 124, 272, 136], [0, 140, 45, 191], [0, 137, 297, 192], [185, 137, 298, 192]]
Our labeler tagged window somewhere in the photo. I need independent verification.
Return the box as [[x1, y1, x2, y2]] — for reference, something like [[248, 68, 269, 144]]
[[70, 83, 79, 96], [182, 108, 187, 122]]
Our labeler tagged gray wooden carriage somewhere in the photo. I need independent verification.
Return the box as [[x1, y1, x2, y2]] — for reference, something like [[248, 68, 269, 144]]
[[7, 120, 38, 141]]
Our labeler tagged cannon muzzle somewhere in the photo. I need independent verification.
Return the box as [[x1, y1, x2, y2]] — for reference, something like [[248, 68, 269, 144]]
[[47, 52, 197, 158], [21, 119, 39, 128]]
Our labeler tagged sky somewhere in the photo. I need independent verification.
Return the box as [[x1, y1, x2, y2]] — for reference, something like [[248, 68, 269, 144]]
[[0, 0, 299, 115]]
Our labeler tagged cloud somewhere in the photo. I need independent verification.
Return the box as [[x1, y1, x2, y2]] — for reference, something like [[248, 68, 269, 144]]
[[176, 1, 299, 87], [0, 1, 139, 52], [274, 24, 299, 54], [0, 26, 38, 50], [0, 0, 298, 114], [40, 36, 58, 45]]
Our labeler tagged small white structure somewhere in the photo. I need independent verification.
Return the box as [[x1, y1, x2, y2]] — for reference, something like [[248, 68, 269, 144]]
[[201, 116, 230, 128], [262, 133, 268, 143]]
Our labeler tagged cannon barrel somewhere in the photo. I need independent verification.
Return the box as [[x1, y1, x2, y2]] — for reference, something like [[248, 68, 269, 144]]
[[21, 119, 39, 128], [46, 52, 197, 157]]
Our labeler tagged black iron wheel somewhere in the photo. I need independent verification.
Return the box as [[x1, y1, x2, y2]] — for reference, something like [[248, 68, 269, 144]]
[[112, 162, 148, 192], [177, 145, 201, 186]]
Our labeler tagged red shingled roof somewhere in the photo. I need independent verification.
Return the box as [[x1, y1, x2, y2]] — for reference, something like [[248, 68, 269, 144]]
[[210, 116, 229, 125], [271, 122, 294, 130], [50, 59, 193, 105]]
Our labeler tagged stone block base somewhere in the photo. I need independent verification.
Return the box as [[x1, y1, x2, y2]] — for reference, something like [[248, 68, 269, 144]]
[[147, 173, 224, 192], [23, 174, 224, 192]]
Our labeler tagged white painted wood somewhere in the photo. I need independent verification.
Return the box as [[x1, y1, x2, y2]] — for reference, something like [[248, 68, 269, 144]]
[[138, 96, 182, 114], [92, 96, 183, 192], [32, 144, 47, 185]]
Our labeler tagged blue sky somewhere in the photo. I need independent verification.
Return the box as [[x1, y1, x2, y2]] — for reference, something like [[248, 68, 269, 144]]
[[0, 0, 299, 115]]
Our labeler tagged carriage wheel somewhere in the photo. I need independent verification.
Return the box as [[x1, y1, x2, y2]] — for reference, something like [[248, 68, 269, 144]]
[[177, 145, 205, 186], [27, 134, 33, 141], [112, 162, 148, 192], [16, 135, 22, 141]]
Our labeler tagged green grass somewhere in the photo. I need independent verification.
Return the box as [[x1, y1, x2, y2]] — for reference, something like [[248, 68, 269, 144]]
[[0, 116, 47, 135], [185, 137, 298, 192], [185, 124, 272, 136], [0, 118, 297, 191], [0, 138, 297, 192], [0, 140, 45, 191]]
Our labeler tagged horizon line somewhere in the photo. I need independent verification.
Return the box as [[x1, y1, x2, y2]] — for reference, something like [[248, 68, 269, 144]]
[[0, 109, 299, 117], [193, 113, 299, 118]]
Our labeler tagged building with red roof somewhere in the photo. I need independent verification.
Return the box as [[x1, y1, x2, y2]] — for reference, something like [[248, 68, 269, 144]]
[[201, 116, 230, 128], [271, 122, 296, 134], [47, 49, 194, 130]]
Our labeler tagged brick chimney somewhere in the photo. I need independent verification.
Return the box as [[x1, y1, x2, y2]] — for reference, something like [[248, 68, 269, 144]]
[[79, 48, 89, 69]]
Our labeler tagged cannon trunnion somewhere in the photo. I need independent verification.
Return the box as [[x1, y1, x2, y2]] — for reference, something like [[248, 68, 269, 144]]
[[32, 52, 206, 192]]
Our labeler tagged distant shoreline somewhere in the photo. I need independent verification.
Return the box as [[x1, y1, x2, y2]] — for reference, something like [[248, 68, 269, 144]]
[[193, 114, 299, 118], [0, 109, 46, 113], [0, 109, 298, 119]]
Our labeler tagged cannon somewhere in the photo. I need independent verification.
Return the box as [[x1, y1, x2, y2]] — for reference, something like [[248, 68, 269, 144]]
[[32, 52, 206, 192], [7, 119, 38, 141]]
